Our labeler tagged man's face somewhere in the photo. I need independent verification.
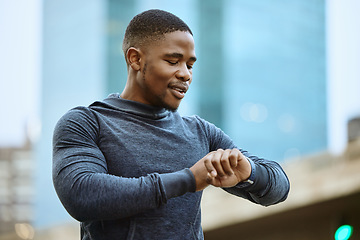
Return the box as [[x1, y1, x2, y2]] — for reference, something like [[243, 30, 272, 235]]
[[135, 31, 196, 111]]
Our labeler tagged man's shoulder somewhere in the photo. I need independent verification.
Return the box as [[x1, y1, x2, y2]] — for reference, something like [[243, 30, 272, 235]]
[[56, 105, 98, 130], [181, 115, 212, 126], [181, 115, 216, 131], [181, 114, 201, 123], [61, 105, 94, 119]]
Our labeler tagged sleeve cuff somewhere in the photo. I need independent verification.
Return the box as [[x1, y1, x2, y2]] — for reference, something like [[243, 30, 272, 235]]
[[160, 168, 196, 199], [235, 157, 269, 192]]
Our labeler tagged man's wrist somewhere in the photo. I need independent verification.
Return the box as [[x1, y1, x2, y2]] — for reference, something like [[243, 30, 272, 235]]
[[236, 157, 256, 188]]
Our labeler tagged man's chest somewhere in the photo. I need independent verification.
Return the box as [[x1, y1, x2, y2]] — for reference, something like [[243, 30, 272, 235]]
[[97, 119, 209, 177]]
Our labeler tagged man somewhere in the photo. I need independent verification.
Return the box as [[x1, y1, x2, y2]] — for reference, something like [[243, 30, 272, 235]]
[[53, 9, 289, 240]]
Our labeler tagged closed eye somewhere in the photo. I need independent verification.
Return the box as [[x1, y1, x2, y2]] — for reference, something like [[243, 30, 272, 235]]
[[166, 60, 178, 65], [165, 59, 194, 70]]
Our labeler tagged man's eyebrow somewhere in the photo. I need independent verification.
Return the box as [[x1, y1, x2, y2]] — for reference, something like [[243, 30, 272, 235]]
[[164, 53, 197, 62]]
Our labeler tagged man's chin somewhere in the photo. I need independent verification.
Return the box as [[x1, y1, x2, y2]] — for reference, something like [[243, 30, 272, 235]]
[[163, 101, 181, 112], [164, 105, 179, 112], [154, 97, 181, 111]]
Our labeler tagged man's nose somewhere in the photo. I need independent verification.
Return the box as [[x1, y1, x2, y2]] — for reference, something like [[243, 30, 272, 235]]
[[176, 63, 191, 81]]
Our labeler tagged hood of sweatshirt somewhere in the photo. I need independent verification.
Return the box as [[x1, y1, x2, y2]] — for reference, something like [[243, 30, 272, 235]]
[[90, 93, 171, 120]]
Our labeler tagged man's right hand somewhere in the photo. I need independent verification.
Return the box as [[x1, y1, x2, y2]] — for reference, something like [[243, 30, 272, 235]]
[[189, 152, 215, 191]]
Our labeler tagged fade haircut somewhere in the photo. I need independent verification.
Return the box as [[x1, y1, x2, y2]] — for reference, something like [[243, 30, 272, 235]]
[[122, 9, 193, 63]]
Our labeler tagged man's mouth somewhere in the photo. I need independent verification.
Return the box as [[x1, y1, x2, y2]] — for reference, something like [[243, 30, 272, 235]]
[[169, 83, 189, 99]]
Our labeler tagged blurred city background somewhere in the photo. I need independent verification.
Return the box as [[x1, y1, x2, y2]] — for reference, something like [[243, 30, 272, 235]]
[[0, 0, 359, 239]]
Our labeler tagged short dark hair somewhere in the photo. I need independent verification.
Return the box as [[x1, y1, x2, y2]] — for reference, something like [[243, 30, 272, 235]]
[[122, 9, 193, 58]]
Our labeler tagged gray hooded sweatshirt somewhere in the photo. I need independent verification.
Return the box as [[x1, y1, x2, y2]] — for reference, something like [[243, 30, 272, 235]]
[[52, 93, 289, 240]]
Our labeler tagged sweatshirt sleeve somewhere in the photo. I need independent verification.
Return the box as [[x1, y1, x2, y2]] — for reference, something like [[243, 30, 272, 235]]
[[223, 153, 290, 206], [52, 108, 195, 222]]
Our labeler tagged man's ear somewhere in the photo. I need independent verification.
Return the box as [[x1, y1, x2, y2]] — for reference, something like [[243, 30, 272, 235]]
[[126, 47, 141, 71]]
